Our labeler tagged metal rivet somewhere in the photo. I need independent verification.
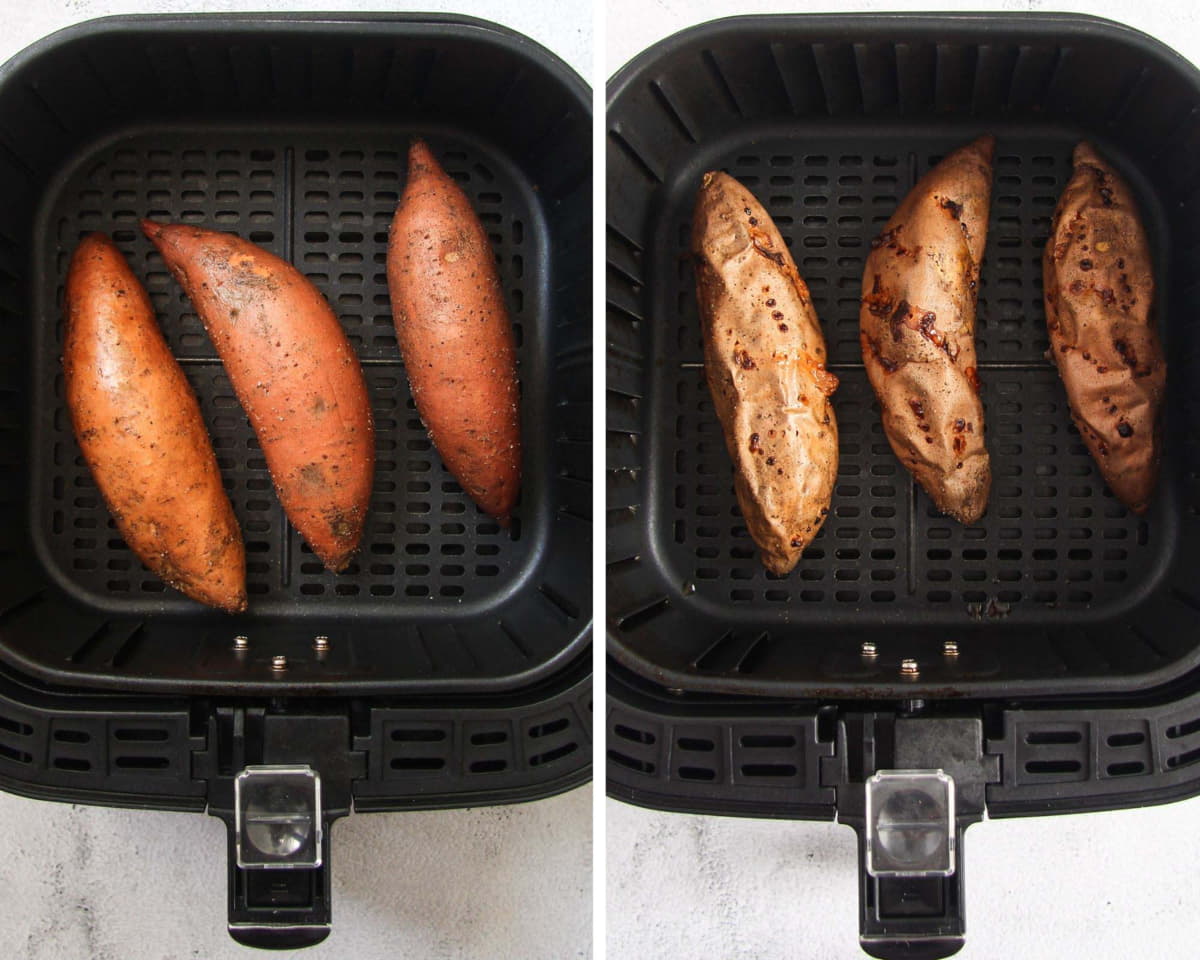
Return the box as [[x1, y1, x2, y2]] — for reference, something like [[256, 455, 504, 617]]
[[313, 636, 330, 652], [900, 658, 919, 677], [943, 640, 960, 657], [271, 655, 288, 672], [233, 635, 249, 650], [861, 641, 878, 658]]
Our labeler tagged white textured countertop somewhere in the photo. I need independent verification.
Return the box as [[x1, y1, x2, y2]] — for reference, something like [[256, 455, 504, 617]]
[[607, 2, 1200, 959], [0, 2, 591, 959]]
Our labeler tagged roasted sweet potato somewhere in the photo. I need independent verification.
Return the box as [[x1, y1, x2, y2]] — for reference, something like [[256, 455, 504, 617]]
[[1043, 142, 1164, 513], [691, 170, 839, 575], [143, 222, 374, 572], [64, 233, 246, 612], [386, 139, 521, 524], [860, 135, 995, 524]]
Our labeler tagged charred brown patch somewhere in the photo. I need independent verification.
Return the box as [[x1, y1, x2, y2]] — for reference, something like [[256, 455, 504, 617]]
[[940, 197, 963, 219], [733, 347, 757, 370], [889, 299, 911, 342], [1114, 339, 1137, 369]]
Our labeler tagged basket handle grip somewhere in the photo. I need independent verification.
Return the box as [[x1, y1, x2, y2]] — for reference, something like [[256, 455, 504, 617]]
[[854, 821, 969, 960], [223, 815, 333, 950]]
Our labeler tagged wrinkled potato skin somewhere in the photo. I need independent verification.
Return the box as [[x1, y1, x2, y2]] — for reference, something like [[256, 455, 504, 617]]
[[860, 135, 995, 524], [387, 140, 521, 524], [1043, 142, 1164, 513], [143, 221, 375, 572], [692, 171, 839, 575], [64, 233, 246, 612]]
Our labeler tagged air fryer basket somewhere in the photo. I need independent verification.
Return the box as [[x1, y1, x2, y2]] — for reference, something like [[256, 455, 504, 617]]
[[607, 13, 1200, 958], [607, 13, 1200, 701], [1, 13, 591, 695], [0, 13, 591, 948]]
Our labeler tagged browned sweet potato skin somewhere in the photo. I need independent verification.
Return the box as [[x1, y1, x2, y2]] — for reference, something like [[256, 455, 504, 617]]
[[860, 135, 995, 524], [64, 233, 246, 611], [1043, 142, 1164, 514], [386, 140, 521, 524], [692, 171, 839, 575], [142, 221, 374, 572]]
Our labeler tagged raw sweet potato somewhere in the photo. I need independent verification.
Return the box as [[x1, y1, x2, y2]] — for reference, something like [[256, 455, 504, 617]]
[[386, 139, 521, 524], [143, 222, 374, 572], [1043, 142, 1164, 514], [860, 135, 995, 524], [692, 170, 839, 575], [64, 233, 246, 612]]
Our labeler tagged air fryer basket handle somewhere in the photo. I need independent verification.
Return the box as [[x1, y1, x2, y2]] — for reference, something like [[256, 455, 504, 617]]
[[224, 815, 335, 950], [854, 822, 969, 960], [829, 714, 996, 959]]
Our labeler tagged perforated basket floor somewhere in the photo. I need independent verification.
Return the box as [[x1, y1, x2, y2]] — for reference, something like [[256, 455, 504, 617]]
[[607, 15, 1200, 700], [35, 128, 544, 617]]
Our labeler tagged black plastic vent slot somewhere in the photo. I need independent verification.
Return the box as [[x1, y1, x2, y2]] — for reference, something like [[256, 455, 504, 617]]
[[390, 757, 446, 771], [740, 763, 798, 778], [1025, 730, 1083, 746], [608, 749, 656, 775], [529, 741, 579, 767], [1166, 717, 1200, 740], [614, 723, 655, 744], [113, 727, 169, 742], [114, 755, 170, 770], [0, 714, 32, 736], [1167, 747, 1200, 770], [1024, 759, 1082, 775], [530, 716, 571, 738], [0, 743, 32, 764], [390, 728, 447, 742]]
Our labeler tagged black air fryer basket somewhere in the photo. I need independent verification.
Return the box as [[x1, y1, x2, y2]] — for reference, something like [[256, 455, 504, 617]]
[[606, 13, 1200, 957], [0, 13, 591, 948]]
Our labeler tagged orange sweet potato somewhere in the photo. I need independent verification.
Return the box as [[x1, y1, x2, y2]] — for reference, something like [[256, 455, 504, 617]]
[[64, 232, 246, 611], [386, 139, 521, 524], [143, 222, 374, 572]]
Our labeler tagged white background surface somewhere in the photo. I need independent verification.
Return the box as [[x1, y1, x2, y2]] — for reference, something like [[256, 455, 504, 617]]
[[606, 2, 1200, 959], [0, 2, 592, 960]]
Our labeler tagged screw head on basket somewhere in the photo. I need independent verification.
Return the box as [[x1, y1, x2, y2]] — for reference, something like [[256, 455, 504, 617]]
[[861, 641, 879, 658], [943, 640, 960, 657], [313, 635, 330, 652], [233, 635, 249, 650], [900, 658, 920, 677], [271, 655, 288, 671]]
